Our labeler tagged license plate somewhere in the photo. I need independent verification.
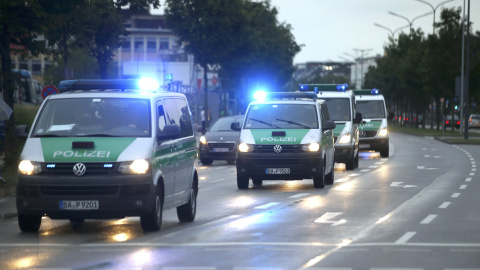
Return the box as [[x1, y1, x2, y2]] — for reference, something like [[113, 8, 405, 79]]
[[213, 148, 229, 152], [266, 168, 290, 174], [359, 144, 370, 149], [59, 200, 99, 210]]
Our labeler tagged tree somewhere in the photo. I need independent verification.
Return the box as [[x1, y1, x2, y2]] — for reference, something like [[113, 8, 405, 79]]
[[0, 0, 46, 166], [164, 0, 248, 116]]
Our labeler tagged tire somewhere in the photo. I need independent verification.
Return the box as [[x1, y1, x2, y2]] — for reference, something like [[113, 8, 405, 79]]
[[237, 171, 249, 189], [354, 151, 359, 168], [345, 151, 355, 170], [380, 144, 389, 158], [200, 158, 213, 165], [313, 160, 325, 189], [325, 160, 335, 185], [18, 214, 42, 233], [252, 178, 263, 186], [141, 185, 163, 232], [70, 219, 85, 229], [227, 158, 236, 165], [177, 188, 197, 222]]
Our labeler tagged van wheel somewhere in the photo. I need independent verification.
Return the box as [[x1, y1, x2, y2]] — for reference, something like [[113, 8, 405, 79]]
[[252, 178, 263, 186], [200, 158, 213, 165], [70, 219, 85, 229], [237, 172, 249, 189], [313, 161, 325, 188], [325, 161, 335, 185], [141, 186, 163, 232], [177, 188, 197, 222], [346, 152, 355, 170], [354, 152, 359, 168], [380, 145, 389, 158], [18, 214, 42, 233]]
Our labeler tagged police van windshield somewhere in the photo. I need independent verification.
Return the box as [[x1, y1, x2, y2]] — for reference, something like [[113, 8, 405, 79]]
[[322, 98, 351, 121], [244, 104, 318, 129], [357, 100, 386, 118], [32, 98, 151, 137]]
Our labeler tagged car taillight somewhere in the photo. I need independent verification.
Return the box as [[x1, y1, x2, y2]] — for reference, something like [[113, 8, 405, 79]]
[[456, 121, 460, 125], [446, 120, 450, 124]]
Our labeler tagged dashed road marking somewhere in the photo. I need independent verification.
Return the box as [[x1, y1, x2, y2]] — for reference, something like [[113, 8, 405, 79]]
[[288, 193, 309, 199], [420, 215, 437, 224], [439, 202, 451, 209], [459, 185, 467, 190], [451, 193, 460, 198], [395, 231, 416, 244], [254, 202, 280, 209]]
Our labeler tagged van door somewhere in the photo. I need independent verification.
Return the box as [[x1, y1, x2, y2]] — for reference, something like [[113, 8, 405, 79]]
[[154, 100, 176, 209]]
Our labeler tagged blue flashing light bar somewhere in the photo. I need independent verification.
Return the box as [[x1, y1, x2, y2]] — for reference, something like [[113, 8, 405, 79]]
[[253, 90, 268, 101], [371, 88, 379, 95], [299, 84, 349, 92], [336, 83, 348, 92]]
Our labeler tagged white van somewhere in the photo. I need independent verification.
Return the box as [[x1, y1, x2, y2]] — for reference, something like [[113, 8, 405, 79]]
[[15, 79, 199, 232], [231, 90, 336, 189], [300, 84, 362, 170], [354, 89, 389, 157]]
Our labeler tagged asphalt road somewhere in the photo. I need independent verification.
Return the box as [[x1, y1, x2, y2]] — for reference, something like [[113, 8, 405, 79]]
[[0, 132, 479, 269]]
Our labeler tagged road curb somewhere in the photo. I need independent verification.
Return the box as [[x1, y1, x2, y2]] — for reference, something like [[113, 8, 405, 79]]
[[0, 186, 15, 198]]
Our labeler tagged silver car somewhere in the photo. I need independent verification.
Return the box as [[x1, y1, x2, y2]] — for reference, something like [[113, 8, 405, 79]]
[[469, 114, 480, 129]]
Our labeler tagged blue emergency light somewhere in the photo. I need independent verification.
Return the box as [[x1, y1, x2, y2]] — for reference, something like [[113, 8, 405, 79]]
[[253, 90, 268, 101], [336, 83, 348, 91], [371, 88, 379, 95], [299, 84, 349, 92], [138, 77, 160, 91]]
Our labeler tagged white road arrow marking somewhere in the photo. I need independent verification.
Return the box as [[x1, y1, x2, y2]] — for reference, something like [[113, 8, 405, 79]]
[[314, 212, 346, 226]]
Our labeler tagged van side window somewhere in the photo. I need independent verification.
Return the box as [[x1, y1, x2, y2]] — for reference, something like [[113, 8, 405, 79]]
[[176, 98, 194, 137], [157, 101, 167, 132]]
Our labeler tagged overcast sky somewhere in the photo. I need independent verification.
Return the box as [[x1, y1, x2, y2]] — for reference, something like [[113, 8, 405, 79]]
[[154, 1, 479, 64], [271, 0, 480, 64]]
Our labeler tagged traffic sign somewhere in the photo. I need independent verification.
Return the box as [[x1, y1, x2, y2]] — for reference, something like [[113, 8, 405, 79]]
[[41, 85, 59, 99]]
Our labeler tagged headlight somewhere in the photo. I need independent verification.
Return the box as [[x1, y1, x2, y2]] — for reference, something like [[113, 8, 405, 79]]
[[337, 133, 351, 144], [302, 142, 320, 152], [119, 159, 150, 174], [18, 160, 42, 175], [378, 128, 388, 137], [199, 136, 207, 144], [238, 143, 254, 152]]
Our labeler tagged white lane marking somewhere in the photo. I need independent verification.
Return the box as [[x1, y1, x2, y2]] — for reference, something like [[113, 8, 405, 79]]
[[375, 162, 384, 165], [360, 169, 370, 172], [473, 168, 477, 172], [335, 178, 348, 183], [439, 202, 451, 209], [288, 193, 310, 199], [451, 193, 460, 198], [420, 215, 437, 224], [473, 165, 477, 168], [165, 268, 216, 270], [314, 212, 346, 226], [348, 173, 359, 177], [390, 182, 417, 188], [471, 158, 475, 161], [417, 166, 438, 170], [460, 185, 467, 190], [234, 268, 282, 270], [209, 179, 224, 183], [254, 202, 280, 209], [470, 172, 475, 176], [368, 166, 378, 169], [395, 231, 416, 244], [466, 177, 472, 182]]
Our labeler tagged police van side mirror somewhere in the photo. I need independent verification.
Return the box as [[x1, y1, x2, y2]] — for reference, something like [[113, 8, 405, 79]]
[[323, 121, 336, 131], [354, 112, 363, 124], [231, 122, 241, 131], [15, 125, 29, 139], [158, 125, 180, 140]]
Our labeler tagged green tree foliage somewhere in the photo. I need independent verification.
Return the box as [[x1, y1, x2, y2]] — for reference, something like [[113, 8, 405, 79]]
[[364, 7, 479, 129]]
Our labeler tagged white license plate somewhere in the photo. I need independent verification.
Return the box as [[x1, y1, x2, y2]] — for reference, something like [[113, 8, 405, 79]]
[[266, 168, 290, 174], [359, 144, 370, 149], [213, 148, 229, 152], [59, 200, 99, 210]]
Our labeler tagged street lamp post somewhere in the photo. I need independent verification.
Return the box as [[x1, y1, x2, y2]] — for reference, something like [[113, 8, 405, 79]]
[[353, 48, 372, 88], [388, 11, 433, 34], [414, 0, 456, 34], [373, 23, 410, 39], [342, 53, 358, 89]]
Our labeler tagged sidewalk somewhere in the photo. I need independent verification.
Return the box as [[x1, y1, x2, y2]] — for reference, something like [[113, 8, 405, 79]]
[[0, 193, 16, 219]]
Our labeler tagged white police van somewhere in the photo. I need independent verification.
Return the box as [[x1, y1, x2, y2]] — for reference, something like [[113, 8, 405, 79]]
[[354, 89, 389, 157], [15, 79, 199, 232], [231, 90, 336, 189], [300, 84, 362, 170]]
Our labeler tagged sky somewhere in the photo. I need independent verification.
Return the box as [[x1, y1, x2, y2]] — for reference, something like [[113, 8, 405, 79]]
[[271, 0, 480, 64], [154, 1, 480, 64]]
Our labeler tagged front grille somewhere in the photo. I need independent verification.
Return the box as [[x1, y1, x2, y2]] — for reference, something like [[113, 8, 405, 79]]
[[253, 145, 302, 153], [43, 162, 118, 176], [18, 185, 40, 197], [119, 184, 150, 196], [360, 131, 378, 138], [207, 143, 236, 151], [244, 159, 303, 166], [40, 185, 119, 196]]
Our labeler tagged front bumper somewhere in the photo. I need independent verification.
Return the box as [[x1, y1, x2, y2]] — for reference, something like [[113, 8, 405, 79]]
[[199, 142, 237, 161], [236, 151, 323, 180], [334, 144, 355, 163], [359, 137, 389, 151], [16, 173, 155, 219]]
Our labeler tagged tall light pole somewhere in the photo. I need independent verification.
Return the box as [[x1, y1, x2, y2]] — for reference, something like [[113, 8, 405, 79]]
[[373, 23, 410, 39], [414, 0, 456, 34], [342, 53, 358, 89], [388, 11, 433, 34], [353, 48, 372, 88]]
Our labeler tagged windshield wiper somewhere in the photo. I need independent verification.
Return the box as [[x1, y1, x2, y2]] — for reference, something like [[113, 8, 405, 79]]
[[276, 118, 311, 129], [76, 133, 119, 137], [34, 134, 61, 137], [249, 118, 281, 129]]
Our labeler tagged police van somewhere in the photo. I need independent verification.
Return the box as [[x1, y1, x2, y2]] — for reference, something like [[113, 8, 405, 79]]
[[15, 79, 199, 232], [354, 89, 389, 157], [300, 84, 362, 170], [231, 90, 336, 189]]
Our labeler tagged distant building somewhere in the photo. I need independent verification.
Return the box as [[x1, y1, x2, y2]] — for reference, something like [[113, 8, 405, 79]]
[[293, 61, 352, 85], [349, 55, 381, 89]]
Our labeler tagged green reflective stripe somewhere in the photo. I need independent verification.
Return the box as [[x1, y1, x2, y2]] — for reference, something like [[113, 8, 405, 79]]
[[41, 137, 136, 162], [250, 129, 309, 144], [359, 121, 382, 131], [333, 124, 345, 136]]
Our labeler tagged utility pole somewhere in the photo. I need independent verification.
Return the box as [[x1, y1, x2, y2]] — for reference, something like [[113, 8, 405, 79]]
[[414, 0, 456, 35], [353, 48, 372, 88]]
